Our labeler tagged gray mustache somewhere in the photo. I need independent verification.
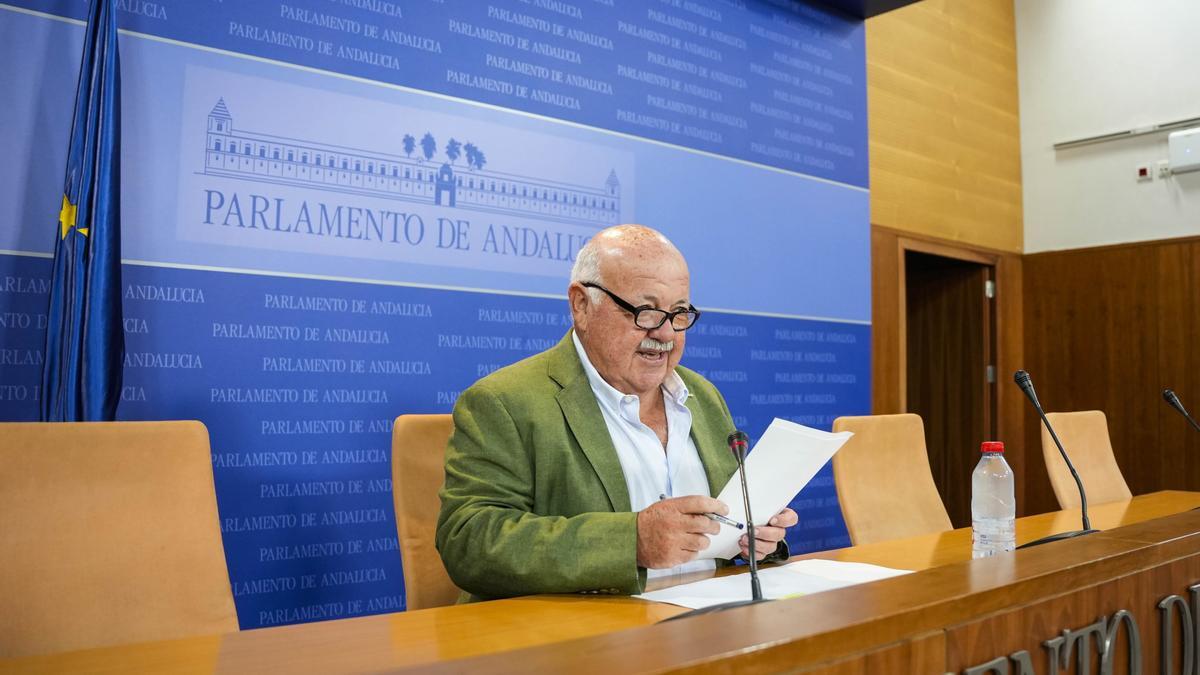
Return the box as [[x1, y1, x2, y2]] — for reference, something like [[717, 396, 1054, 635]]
[[639, 338, 674, 352]]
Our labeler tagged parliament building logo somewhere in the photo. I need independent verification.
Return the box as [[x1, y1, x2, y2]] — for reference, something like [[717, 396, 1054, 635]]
[[201, 98, 622, 228]]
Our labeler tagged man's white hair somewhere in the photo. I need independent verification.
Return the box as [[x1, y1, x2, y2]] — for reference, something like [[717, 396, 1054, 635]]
[[570, 239, 604, 304]]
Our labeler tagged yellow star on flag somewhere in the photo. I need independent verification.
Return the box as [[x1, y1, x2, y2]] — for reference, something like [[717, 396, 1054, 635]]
[[58, 194, 87, 239], [58, 195, 76, 239]]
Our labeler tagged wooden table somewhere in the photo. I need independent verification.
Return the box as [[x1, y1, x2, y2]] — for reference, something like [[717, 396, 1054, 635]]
[[5, 490, 1200, 674]]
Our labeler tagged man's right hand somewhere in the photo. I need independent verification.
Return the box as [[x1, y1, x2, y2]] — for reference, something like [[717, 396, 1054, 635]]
[[636, 495, 726, 569]]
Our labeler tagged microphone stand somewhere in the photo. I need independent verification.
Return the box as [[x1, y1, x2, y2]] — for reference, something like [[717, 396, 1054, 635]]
[[661, 431, 768, 622], [1014, 371, 1098, 549], [736, 438, 764, 602], [1162, 390, 1200, 512], [1164, 389, 1200, 433]]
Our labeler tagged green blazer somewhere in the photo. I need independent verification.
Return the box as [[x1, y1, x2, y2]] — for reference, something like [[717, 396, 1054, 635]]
[[436, 331, 740, 601]]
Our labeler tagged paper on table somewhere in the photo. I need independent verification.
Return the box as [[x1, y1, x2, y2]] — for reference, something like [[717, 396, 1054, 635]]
[[699, 419, 853, 560], [634, 559, 911, 610]]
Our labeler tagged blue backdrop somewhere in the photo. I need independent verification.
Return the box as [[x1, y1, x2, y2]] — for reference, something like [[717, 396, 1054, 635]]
[[0, 0, 869, 628]]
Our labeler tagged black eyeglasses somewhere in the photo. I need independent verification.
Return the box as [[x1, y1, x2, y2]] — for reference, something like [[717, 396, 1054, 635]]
[[581, 282, 701, 331]]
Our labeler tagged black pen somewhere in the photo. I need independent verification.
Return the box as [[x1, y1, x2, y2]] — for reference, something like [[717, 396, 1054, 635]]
[[658, 494, 745, 530]]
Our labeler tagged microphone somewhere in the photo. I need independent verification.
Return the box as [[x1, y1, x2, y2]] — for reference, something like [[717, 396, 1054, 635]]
[[1013, 369, 1040, 408], [727, 430, 763, 602], [1163, 389, 1200, 433], [1014, 370, 1098, 549], [661, 429, 767, 622]]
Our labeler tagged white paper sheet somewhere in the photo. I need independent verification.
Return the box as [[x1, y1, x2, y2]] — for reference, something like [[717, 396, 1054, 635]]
[[699, 419, 853, 560], [634, 559, 911, 610]]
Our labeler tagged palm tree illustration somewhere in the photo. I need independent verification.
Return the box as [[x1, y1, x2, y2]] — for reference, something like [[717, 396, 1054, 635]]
[[402, 134, 415, 158], [445, 138, 462, 165], [420, 133, 436, 163], [472, 150, 487, 171], [464, 142, 478, 170]]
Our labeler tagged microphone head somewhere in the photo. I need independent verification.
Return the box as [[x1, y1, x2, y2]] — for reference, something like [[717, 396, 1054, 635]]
[[1164, 390, 1200, 432], [727, 430, 749, 452], [1013, 369, 1041, 409]]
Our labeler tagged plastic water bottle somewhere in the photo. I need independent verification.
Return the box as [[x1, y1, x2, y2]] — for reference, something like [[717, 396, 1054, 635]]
[[971, 441, 1015, 558]]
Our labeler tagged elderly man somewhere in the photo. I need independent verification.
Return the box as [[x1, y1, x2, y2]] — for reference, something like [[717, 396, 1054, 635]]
[[436, 225, 798, 600]]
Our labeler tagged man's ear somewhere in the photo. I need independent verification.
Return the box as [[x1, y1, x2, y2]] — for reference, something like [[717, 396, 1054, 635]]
[[567, 283, 590, 331]]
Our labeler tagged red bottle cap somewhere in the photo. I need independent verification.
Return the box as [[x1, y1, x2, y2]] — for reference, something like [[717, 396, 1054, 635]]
[[981, 441, 1004, 453]]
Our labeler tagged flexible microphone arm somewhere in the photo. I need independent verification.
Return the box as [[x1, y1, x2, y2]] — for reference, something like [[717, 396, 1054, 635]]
[[1014, 370, 1097, 548], [660, 429, 768, 622], [729, 430, 763, 602], [1164, 389, 1200, 433]]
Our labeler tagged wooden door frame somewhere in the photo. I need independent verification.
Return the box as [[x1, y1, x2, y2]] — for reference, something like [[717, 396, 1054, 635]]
[[873, 225, 1027, 512], [895, 236, 998, 414]]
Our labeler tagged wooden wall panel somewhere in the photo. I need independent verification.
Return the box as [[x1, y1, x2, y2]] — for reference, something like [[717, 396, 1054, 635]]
[[996, 252, 1026, 510], [871, 227, 904, 416], [866, 0, 1023, 252], [1154, 242, 1200, 493], [1023, 238, 1200, 515]]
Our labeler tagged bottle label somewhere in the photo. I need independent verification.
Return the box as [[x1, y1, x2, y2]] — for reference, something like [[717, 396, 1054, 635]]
[[972, 521, 1016, 558]]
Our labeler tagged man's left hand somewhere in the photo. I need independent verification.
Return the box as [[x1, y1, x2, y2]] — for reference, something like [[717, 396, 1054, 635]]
[[738, 507, 799, 561]]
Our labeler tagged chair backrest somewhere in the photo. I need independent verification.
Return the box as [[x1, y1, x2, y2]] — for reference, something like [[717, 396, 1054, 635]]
[[1041, 411, 1132, 508], [391, 414, 460, 610], [831, 414, 953, 545], [0, 421, 238, 658]]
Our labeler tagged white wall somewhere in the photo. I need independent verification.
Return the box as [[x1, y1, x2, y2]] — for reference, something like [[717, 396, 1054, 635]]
[[1016, 0, 1200, 253]]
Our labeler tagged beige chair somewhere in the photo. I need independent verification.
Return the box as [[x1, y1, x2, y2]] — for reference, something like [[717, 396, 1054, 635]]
[[0, 421, 238, 658], [1041, 411, 1132, 509], [831, 414, 953, 545], [391, 414, 460, 610]]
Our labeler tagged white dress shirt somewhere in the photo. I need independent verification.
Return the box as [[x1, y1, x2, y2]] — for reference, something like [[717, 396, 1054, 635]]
[[572, 333, 717, 580]]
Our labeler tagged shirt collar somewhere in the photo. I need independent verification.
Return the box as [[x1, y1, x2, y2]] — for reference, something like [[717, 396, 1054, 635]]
[[571, 330, 690, 407]]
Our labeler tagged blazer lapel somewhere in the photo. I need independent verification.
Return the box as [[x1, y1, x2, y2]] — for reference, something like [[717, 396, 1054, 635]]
[[687, 395, 737, 498], [549, 333, 631, 513]]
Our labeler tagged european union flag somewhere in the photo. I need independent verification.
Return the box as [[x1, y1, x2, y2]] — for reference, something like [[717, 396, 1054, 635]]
[[41, 0, 124, 422]]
